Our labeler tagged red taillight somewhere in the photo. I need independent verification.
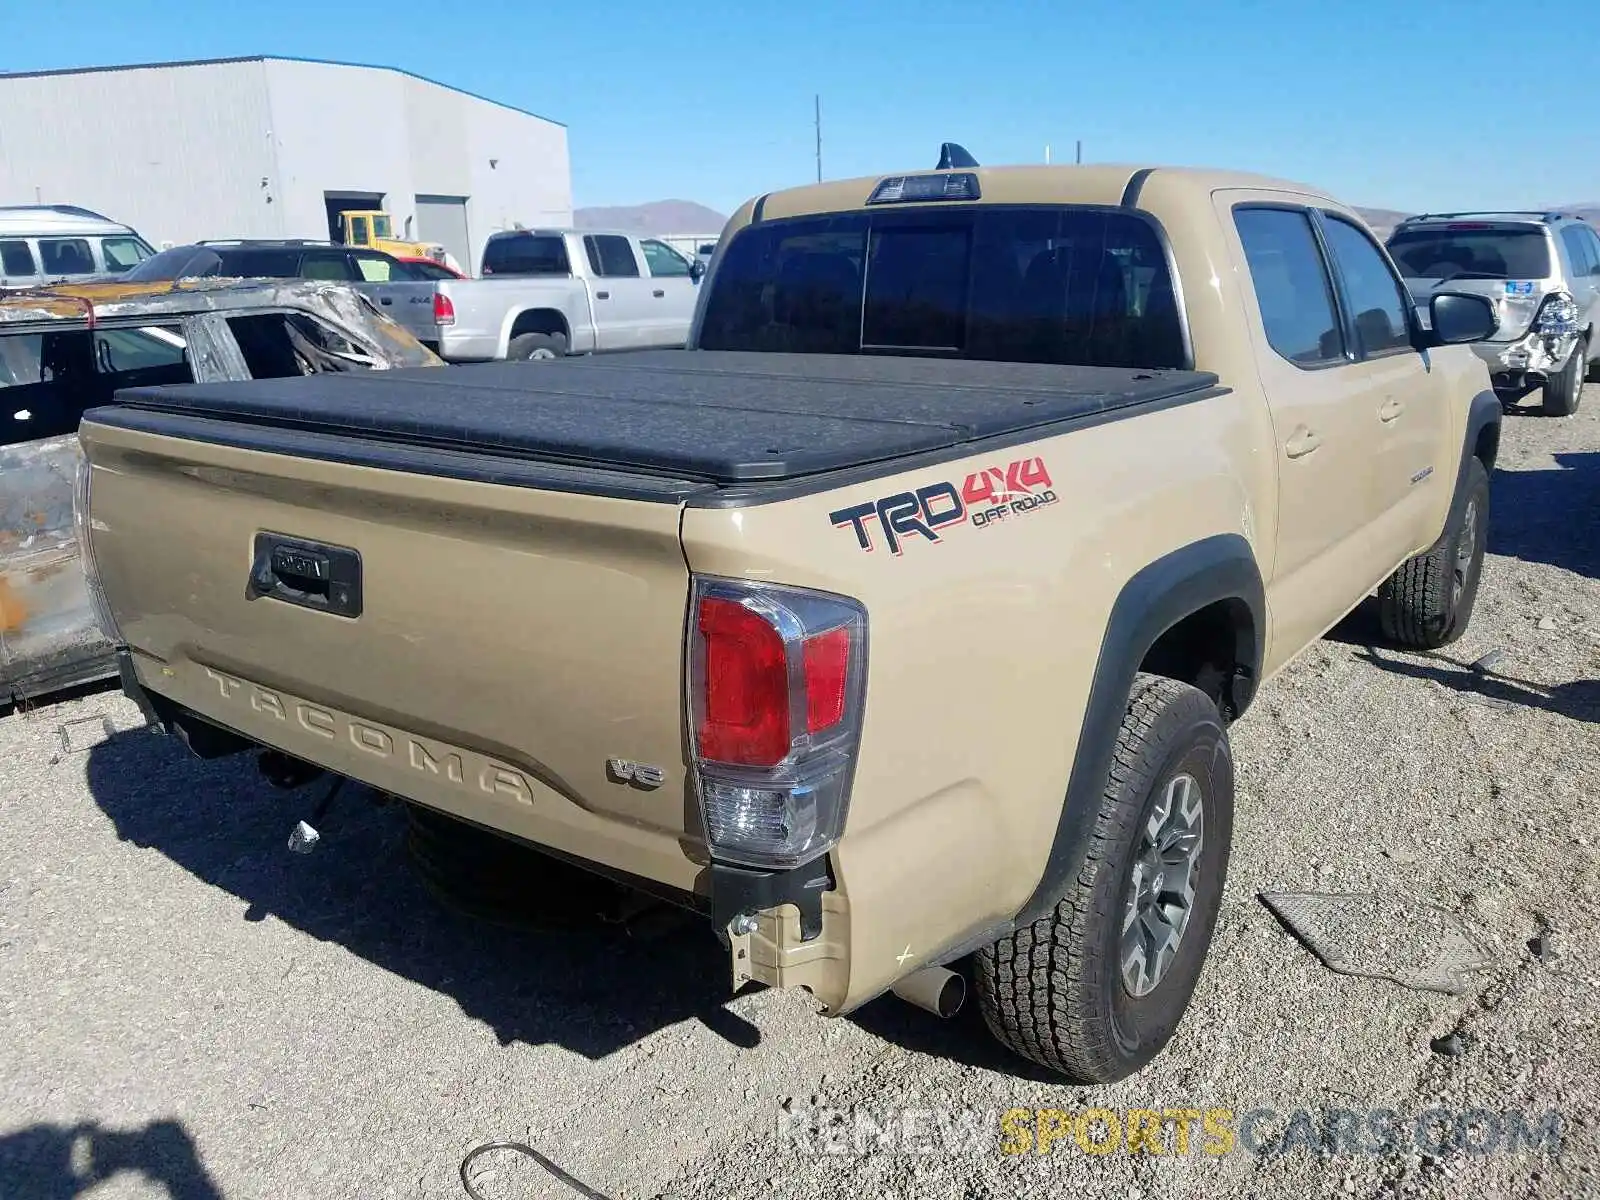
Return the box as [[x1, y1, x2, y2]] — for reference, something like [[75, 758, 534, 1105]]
[[697, 596, 790, 767], [433, 292, 456, 325], [802, 628, 849, 733], [689, 578, 867, 868]]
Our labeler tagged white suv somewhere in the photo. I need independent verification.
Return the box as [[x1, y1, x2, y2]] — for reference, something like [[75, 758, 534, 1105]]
[[1387, 211, 1600, 415]]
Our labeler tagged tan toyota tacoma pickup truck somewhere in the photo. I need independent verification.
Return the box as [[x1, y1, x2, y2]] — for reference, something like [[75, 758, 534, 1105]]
[[76, 151, 1505, 1082]]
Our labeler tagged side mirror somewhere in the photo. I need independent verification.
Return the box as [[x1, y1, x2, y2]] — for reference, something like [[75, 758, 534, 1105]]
[[689, 259, 706, 282], [1427, 292, 1498, 345]]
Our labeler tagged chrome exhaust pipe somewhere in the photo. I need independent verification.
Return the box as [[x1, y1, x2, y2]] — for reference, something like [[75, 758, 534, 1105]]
[[891, 965, 965, 1018]]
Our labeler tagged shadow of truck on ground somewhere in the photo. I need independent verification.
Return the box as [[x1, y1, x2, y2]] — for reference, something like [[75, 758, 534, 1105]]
[[85, 730, 758, 1061], [1486, 450, 1600, 580]]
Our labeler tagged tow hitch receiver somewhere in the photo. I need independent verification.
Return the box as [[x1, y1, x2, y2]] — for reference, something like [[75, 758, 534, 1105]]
[[287, 777, 346, 854]]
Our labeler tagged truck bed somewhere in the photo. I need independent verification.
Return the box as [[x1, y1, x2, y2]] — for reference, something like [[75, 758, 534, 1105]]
[[93, 351, 1222, 496]]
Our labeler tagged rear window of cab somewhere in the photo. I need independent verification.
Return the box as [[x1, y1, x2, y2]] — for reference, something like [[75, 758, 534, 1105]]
[[696, 206, 1188, 370]]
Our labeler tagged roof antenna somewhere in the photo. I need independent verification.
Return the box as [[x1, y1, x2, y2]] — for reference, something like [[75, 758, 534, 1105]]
[[937, 142, 979, 170]]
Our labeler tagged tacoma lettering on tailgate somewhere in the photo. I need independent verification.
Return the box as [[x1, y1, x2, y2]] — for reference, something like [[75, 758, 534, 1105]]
[[828, 456, 1058, 555], [202, 667, 535, 805]]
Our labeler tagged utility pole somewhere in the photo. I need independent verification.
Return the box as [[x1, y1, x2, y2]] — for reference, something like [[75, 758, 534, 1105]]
[[1076, 139, 1083, 164], [814, 95, 822, 182]]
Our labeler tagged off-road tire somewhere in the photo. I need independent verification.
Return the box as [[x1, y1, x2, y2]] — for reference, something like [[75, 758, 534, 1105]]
[[1377, 455, 1490, 649], [507, 331, 568, 361], [1541, 337, 1585, 416], [973, 673, 1234, 1082]]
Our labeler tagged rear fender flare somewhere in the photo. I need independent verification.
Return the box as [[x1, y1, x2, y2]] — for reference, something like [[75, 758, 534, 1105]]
[[1012, 532, 1264, 928]]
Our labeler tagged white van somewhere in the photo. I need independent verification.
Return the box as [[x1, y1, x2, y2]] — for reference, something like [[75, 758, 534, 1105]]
[[0, 206, 157, 288]]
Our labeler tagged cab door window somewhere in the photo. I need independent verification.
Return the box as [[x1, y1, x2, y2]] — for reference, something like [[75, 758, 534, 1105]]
[[640, 239, 692, 277], [1233, 208, 1345, 367], [1319, 215, 1414, 357]]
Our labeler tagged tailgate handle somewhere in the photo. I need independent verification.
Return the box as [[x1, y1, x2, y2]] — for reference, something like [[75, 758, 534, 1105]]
[[248, 532, 363, 618], [379, 297, 393, 306]]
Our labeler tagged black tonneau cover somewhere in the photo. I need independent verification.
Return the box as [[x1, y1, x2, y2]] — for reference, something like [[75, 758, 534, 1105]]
[[96, 351, 1221, 487]]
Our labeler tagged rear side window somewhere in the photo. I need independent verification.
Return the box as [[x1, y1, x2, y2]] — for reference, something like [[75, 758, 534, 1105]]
[[213, 249, 301, 278], [39, 238, 97, 276], [0, 240, 36, 276], [585, 232, 640, 276], [1320, 216, 1412, 356], [1234, 208, 1343, 367], [698, 206, 1186, 368], [481, 234, 570, 276], [584, 235, 640, 278], [300, 252, 357, 281], [1386, 225, 1551, 280], [1583, 228, 1600, 276], [1560, 227, 1598, 278]]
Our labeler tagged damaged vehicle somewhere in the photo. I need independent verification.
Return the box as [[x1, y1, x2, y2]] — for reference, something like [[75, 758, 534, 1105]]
[[0, 278, 440, 706], [1387, 211, 1600, 415]]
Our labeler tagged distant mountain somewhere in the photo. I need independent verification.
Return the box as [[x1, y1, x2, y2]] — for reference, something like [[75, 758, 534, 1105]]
[[1353, 207, 1411, 238], [574, 201, 728, 235]]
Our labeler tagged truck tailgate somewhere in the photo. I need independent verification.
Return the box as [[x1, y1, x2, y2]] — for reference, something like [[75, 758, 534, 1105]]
[[78, 418, 705, 893]]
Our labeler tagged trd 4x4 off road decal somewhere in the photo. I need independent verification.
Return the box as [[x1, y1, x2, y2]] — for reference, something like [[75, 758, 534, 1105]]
[[829, 456, 1058, 555]]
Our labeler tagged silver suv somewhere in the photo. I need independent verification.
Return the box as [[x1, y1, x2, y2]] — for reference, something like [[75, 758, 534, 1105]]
[[1387, 211, 1600, 415]]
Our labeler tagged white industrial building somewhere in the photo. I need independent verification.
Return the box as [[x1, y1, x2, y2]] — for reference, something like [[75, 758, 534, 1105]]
[[0, 56, 572, 271]]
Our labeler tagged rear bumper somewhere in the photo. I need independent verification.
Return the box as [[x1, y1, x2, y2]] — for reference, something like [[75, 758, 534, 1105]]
[[1476, 328, 1580, 386], [434, 329, 502, 362], [115, 646, 857, 1009]]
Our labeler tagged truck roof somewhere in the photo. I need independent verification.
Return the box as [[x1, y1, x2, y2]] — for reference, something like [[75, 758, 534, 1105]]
[[484, 227, 641, 241], [0, 205, 135, 236], [98, 351, 1223, 494], [744, 163, 1331, 224]]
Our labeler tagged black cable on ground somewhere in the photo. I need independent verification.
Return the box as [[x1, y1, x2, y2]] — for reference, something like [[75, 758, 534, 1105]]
[[459, 1141, 619, 1200]]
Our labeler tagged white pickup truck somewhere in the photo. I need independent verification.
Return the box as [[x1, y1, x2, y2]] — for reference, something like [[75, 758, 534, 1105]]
[[437, 228, 705, 361]]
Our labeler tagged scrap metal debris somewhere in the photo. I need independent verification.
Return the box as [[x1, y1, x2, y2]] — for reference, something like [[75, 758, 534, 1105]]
[[1260, 891, 1495, 995], [57, 714, 113, 755]]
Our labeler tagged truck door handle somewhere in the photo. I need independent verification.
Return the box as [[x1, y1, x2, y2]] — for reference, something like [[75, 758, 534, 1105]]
[[1378, 397, 1405, 422], [379, 297, 393, 306], [652, 289, 665, 298], [596, 291, 610, 300], [1285, 427, 1321, 459]]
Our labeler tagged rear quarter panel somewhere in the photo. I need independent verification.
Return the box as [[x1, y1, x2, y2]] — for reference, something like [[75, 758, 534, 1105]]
[[682, 393, 1261, 1010], [438, 278, 597, 359]]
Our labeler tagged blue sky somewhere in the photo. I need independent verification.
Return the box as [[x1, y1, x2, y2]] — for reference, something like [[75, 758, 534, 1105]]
[[2, 0, 1595, 217]]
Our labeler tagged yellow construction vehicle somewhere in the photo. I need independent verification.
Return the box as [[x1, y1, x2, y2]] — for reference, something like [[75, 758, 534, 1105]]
[[334, 210, 452, 266]]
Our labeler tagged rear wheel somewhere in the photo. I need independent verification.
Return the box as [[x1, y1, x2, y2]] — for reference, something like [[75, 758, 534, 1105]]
[[1377, 456, 1490, 649], [1541, 337, 1585, 416], [507, 331, 568, 361], [974, 674, 1233, 1082]]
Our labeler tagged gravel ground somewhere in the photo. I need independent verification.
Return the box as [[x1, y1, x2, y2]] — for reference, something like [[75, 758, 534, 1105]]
[[2, 387, 1598, 1200]]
